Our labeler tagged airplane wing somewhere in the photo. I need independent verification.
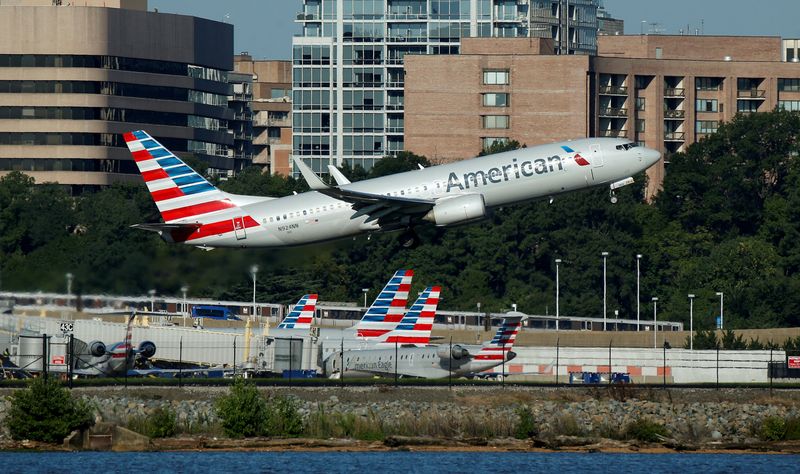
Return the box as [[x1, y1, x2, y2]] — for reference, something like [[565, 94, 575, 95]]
[[293, 157, 435, 227]]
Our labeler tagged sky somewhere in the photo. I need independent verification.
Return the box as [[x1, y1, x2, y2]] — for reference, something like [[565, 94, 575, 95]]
[[149, 0, 799, 60]]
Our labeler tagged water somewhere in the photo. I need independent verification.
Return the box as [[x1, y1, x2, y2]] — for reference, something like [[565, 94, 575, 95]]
[[0, 451, 796, 473]]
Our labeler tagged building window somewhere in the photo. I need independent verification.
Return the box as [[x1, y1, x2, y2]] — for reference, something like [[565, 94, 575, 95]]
[[696, 120, 719, 134], [482, 115, 509, 129], [737, 101, 759, 113], [787, 49, 796, 62], [779, 100, 800, 111], [270, 88, 290, 99], [655, 47, 663, 59], [696, 99, 718, 112], [778, 78, 800, 92], [635, 97, 645, 111], [635, 119, 645, 132], [482, 137, 509, 149], [483, 69, 509, 85], [696, 77, 723, 91], [482, 93, 509, 107]]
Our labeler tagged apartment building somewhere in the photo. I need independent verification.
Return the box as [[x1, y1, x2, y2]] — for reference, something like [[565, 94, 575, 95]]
[[234, 56, 293, 176], [0, 0, 235, 190], [292, 0, 601, 174], [404, 35, 800, 198]]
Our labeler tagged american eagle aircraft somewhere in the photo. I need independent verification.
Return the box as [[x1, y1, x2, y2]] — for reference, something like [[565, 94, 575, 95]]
[[123, 131, 660, 248]]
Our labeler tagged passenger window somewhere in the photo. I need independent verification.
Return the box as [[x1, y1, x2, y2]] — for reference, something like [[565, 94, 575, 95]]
[[283, 214, 287, 219], [269, 217, 273, 222], [400, 190, 405, 195], [276, 216, 280, 221], [303, 210, 307, 215]]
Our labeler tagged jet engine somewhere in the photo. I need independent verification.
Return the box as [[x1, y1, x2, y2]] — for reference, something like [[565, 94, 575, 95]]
[[423, 194, 486, 226], [137, 341, 156, 359], [88, 340, 106, 357], [436, 344, 468, 360]]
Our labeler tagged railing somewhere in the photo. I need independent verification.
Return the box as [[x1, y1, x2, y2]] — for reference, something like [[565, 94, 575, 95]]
[[385, 81, 404, 88], [664, 131, 686, 141], [599, 107, 628, 117], [599, 129, 627, 137], [385, 104, 404, 110], [664, 87, 685, 97], [664, 109, 685, 119], [386, 12, 428, 20], [296, 12, 320, 21], [599, 85, 628, 95], [737, 89, 766, 98], [386, 36, 427, 43]]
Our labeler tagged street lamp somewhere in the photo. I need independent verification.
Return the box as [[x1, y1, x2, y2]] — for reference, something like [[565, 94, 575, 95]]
[[362, 288, 369, 308], [250, 265, 259, 321], [181, 285, 189, 326], [688, 294, 695, 350], [652, 297, 658, 348], [148, 289, 156, 312], [601, 252, 609, 331], [641, 20, 647, 35], [636, 254, 642, 331], [715, 291, 724, 329], [555, 258, 561, 332], [65, 272, 73, 307]]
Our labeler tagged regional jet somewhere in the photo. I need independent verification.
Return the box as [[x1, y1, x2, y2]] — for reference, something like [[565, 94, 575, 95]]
[[324, 313, 524, 379], [123, 131, 660, 248]]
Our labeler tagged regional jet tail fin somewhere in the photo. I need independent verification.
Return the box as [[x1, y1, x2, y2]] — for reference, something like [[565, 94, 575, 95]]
[[124, 131, 260, 243], [375, 286, 440, 347], [473, 314, 523, 361], [355, 270, 414, 340], [278, 294, 318, 329]]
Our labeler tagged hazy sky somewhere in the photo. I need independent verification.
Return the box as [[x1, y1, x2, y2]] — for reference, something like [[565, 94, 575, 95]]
[[149, 0, 799, 60]]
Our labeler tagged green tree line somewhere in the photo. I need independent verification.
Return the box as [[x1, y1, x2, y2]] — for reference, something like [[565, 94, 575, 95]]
[[2, 111, 800, 330]]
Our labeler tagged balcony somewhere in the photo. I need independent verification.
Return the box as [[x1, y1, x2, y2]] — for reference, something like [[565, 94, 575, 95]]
[[737, 89, 766, 99], [385, 104, 404, 111], [296, 12, 320, 21], [599, 107, 628, 117], [664, 131, 686, 141], [599, 85, 628, 95], [386, 12, 428, 21], [664, 110, 685, 119], [599, 129, 627, 138], [664, 88, 685, 97], [386, 36, 427, 43]]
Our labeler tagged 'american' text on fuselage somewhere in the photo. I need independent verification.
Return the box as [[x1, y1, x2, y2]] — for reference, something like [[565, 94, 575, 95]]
[[447, 155, 565, 192]]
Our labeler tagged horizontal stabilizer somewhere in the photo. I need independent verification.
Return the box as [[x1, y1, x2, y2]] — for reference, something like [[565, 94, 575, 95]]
[[131, 222, 201, 243]]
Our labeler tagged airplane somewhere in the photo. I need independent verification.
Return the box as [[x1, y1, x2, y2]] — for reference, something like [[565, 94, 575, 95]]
[[122, 130, 661, 248], [277, 294, 318, 329], [71, 311, 158, 377], [323, 313, 523, 379]]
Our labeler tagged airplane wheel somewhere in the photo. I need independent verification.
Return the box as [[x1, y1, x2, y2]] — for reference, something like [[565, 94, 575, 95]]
[[610, 195, 618, 204], [399, 230, 419, 249]]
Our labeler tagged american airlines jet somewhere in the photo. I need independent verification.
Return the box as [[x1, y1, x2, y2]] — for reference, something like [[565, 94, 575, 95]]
[[123, 131, 660, 248]]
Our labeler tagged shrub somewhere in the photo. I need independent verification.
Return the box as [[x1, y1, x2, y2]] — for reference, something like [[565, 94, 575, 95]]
[[128, 407, 177, 438], [265, 395, 304, 437], [6, 377, 94, 443], [624, 418, 669, 443], [784, 418, 800, 440], [215, 379, 268, 438], [514, 406, 537, 439], [760, 416, 787, 441]]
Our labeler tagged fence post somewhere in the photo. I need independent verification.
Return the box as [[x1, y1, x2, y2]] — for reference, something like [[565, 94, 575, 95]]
[[769, 348, 773, 395], [608, 339, 613, 387], [395, 338, 398, 387], [340, 338, 345, 389], [68, 333, 74, 389], [555, 338, 560, 386], [179, 337, 183, 388], [233, 337, 236, 378], [42, 333, 48, 381], [662, 342, 666, 388], [448, 336, 452, 390], [716, 346, 720, 390]]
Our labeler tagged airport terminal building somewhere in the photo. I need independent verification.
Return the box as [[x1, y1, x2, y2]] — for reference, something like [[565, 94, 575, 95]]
[[0, 0, 235, 191]]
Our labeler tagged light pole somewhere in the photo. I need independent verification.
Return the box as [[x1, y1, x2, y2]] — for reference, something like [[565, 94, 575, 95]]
[[477, 302, 481, 330], [181, 285, 189, 326], [716, 291, 724, 329], [250, 265, 259, 321], [555, 258, 561, 332], [641, 20, 647, 35], [688, 294, 695, 350], [602, 251, 609, 331], [65, 272, 73, 307], [362, 288, 369, 308], [652, 297, 658, 348], [636, 254, 642, 331], [148, 289, 156, 312]]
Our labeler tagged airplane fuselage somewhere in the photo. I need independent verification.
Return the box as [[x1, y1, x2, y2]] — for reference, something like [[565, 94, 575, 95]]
[[188, 138, 660, 247]]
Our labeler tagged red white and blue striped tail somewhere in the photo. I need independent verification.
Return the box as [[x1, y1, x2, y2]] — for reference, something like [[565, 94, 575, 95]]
[[123, 130, 260, 243], [376, 286, 440, 347], [355, 269, 414, 340], [278, 294, 318, 329], [474, 315, 523, 361]]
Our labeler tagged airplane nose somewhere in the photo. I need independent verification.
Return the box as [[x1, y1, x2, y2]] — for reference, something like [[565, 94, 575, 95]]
[[639, 147, 660, 168]]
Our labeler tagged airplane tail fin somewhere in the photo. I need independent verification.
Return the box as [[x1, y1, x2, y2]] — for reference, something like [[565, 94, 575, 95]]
[[112, 312, 136, 360], [376, 286, 440, 346], [278, 294, 318, 329], [474, 315, 523, 361], [123, 130, 260, 242], [355, 270, 413, 339]]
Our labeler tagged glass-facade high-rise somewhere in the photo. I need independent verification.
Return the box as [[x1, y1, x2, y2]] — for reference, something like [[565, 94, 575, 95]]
[[293, 0, 599, 174]]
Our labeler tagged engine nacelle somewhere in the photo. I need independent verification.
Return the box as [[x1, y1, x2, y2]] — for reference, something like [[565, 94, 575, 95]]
[[423, 194, 486, 226], [88, 340, 106, 357], [436, 344, 468, 360], [137, 341, 156, 359]]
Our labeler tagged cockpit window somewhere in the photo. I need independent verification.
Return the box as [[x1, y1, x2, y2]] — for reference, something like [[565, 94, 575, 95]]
[[615, 142, 639, 151]]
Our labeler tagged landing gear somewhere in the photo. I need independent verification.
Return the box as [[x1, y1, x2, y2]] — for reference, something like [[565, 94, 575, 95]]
[[610, 190, 618, 204], [399, 229, 420, 249]]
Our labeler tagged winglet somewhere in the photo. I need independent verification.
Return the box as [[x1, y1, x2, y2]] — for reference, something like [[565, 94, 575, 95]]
[[292, 156, 330, 191], [327, 165, 352, 186]]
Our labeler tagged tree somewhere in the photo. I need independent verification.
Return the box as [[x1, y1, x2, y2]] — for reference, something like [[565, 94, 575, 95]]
[[215, 379, 268, 438], [6, 377, 94, 443]]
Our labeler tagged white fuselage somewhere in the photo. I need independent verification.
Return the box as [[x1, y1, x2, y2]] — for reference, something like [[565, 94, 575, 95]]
[[192, 138, 660, 247]]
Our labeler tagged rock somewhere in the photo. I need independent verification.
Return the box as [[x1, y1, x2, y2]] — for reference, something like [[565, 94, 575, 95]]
[[711, 430, 722, 440]]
